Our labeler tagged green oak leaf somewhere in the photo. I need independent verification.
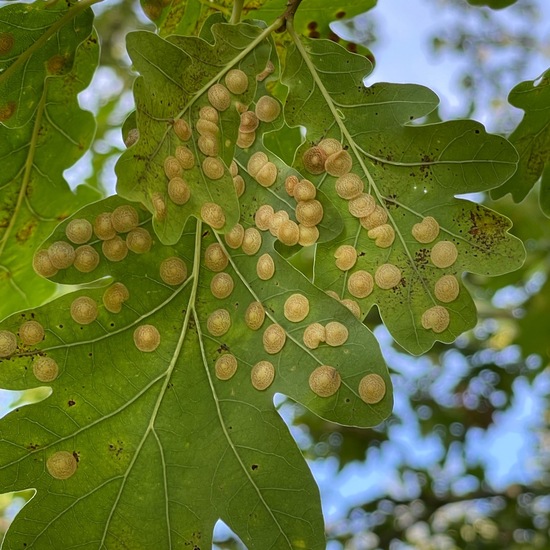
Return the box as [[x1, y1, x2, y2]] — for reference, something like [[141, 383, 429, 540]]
[[115, 21, 280, 245], [491, 68, 550, 216], [0, 34, 101, 321], [0, 193, 391, 548], [282, 33, 524, 355], [249, 0, 377, 42], [0, 0, 94, 128], [141, 0, 229, 37]]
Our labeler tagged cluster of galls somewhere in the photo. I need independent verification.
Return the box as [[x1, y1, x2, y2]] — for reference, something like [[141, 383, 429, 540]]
[[202, 239, 385, 404], [301, 135, 461, 335], [33, 205, 151, 279], [246, 166, 324, 251], [31, 204, 193, 351], [159, 67, 281, 231], [333, 209, 458, 333]]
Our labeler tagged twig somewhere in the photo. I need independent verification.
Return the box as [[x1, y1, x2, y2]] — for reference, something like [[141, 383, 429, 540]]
[[276, 0, 304, 32]]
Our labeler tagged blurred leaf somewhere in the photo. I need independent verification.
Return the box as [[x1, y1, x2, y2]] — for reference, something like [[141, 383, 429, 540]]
[[0, 34, 101, 320], [139, 0, 231, 34], [0, 191, 391, 548], [282, 34, 524, 354], [0, 0, 94, 128], [466, 0, 518, 8], [517, 277, 550, 361], [492, 68, 550, 214]]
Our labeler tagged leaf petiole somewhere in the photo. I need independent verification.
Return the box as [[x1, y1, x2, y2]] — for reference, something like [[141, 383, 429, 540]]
[[229, 0, 245, 24]]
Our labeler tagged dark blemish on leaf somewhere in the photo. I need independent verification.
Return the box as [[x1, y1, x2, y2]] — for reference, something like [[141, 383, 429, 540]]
[[217, 343, 230, 353], [68, 400, 76, 407], [0, 32, 15, 54], [0, 101, 16, 121], [414, 248, 430, 267], [474, 129, 480, 134], [309, 31, 321, 39], [58, 324, 64, 329], [384, 194, 398, 208], [88, 352, 92, 358], [307, 21, 318, 30], [328, 31, 340, 42], [202, 230, 209, 238], [345, 398, 351, 403], [347, 43, 358, 53], [336, 10, 346, 18], [72, 451, 80, 463], [46, 54, 67, 75], [27, 442, 40, 451], [251, 464, 259, 470], [468, 205, 508, 249]]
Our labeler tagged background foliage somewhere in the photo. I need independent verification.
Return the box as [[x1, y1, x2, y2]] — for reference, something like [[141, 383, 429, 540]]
[[1, 0, 550, 548]]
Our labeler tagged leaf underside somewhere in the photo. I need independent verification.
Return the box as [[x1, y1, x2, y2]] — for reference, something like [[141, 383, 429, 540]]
[[0, 0, 93, 128], [282, 36, 524, 354], [0, 6, 101, 321], [0, 191, 391, 548]]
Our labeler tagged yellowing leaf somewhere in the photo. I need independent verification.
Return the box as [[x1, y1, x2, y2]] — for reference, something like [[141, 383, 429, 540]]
[[0, 33, 101, 320], [0, 0, 95, 127]]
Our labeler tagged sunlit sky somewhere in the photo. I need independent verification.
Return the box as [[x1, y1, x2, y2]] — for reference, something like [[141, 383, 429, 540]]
[[362, 0, 550, 131]]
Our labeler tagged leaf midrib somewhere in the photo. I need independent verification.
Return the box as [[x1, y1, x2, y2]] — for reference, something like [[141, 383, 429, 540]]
[[287, 26, 439, 309]]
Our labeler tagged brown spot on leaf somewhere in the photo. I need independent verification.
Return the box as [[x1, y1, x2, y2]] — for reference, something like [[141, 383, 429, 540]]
[[0, 32, 14, 54], [46, 54, 68, 74], [419, 154, 433, 172], [16, 220, 37, 243], [141, 2, 163, 20], [0, 101, 16, 121]]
